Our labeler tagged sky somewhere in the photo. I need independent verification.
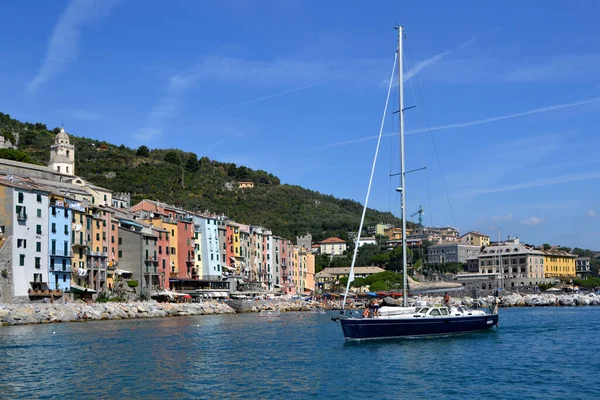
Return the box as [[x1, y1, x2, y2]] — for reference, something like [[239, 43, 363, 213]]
[[1, 0, 600, 249]]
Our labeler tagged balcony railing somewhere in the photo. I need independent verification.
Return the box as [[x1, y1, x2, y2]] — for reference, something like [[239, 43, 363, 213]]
[[72, 240, 88, 247], [50, 250, 72, 257], [17, 213, 27, 221], [50, 265, 72, 272], [88, 250, 108, 257]]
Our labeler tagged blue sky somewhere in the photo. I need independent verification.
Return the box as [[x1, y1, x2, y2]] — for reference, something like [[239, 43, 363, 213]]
[[1, 0, 599, 249]]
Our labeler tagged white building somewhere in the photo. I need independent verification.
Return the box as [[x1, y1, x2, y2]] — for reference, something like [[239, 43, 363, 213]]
[[194, 214, 223, 280], [0, 176, 50, 303]]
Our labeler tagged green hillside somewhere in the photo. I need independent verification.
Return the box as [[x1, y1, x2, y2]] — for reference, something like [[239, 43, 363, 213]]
[[1, 112, 404, 241]]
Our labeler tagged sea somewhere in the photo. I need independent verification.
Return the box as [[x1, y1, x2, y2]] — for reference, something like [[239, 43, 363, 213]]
[[1, 306, 599, 400]]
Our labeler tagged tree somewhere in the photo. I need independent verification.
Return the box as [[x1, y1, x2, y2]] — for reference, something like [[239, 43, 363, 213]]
[[164, 150, 181, 165], [542, 243, 551, 250], [136, 145, 150, 157], [185, 153, 199, 172]]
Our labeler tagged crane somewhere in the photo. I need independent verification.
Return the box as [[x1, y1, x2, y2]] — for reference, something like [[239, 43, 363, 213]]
[[411, 205, 424, 226]]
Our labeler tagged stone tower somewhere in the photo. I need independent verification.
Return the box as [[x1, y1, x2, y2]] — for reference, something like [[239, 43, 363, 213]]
[[48, 127, 75, 176]]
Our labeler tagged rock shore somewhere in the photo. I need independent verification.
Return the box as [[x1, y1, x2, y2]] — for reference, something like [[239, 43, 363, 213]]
[[0, 300, 235, 326], [381, 292, 600, 308], [2, 293, 599, 326]]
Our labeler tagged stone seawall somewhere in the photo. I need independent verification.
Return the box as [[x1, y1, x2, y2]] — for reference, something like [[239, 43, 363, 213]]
[[0, 300, 235, 326]]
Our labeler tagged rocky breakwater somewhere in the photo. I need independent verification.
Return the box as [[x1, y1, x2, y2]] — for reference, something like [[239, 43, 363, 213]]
[[226, 299, 320, 313], [0, 300, 236, 326], [383, 292, 600, 308]]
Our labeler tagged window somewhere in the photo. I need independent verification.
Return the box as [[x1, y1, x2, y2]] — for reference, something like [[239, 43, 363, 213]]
[[36, 242, 41, 252], [52, 223, 56, 233], [19, 254, 25, 266], [18, 192, 24, 203], [118, 238, 122, 245], [172, 247, 176, 255], [96, 233, 100, 241], [171, 229, 175, 236], [37, 194, 42, 203], [64, 209, 68, 218], [111, 236, 114, 243], [64, 225, 69, 234], [111, 224, 115, 231], [50, 258, 55, 270], [17, 239, 26, 248], [38, 209, 42, 218], [118, 250, 122, 258], [104, 194, 107, 201]]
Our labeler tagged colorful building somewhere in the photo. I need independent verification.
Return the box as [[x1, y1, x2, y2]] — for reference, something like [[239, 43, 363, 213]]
[[0, 176, 51, 303], [48, 194, 72, 291], [542, 250, 577, 279]]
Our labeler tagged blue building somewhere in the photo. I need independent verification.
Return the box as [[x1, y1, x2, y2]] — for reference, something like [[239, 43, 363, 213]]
[[48, 195, 72, 291]]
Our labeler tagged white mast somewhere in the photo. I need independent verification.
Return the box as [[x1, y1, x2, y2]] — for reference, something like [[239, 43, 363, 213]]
[[397, 26, 408, 307]]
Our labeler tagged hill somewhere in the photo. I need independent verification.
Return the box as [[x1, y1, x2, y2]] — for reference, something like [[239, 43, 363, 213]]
[[0, 112, 404, 241]]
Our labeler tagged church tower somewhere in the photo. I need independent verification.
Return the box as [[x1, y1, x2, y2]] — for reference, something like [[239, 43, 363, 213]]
[[48, 127, 75, 176]]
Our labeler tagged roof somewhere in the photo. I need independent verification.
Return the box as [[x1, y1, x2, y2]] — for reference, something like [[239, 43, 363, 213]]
[[460, 231, 489, 238], [319, 266, 385, 276], [479, 243, 543, 257], [320, 237, 346, 244]]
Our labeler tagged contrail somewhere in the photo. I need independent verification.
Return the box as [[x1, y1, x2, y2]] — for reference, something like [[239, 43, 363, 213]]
[[317, 96, 600, 149], [406, 96, 600, 135], [202, 84, 316, 115]]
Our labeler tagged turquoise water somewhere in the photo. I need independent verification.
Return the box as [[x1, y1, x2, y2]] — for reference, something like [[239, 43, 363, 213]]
[[1, 307, 599, 399]]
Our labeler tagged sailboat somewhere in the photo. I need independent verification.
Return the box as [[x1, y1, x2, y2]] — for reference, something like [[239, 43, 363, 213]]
[[335, 27, 499, 340]]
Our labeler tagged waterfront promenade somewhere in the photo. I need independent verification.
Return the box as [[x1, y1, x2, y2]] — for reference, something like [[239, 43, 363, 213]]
[[2, 292, 600, 326]]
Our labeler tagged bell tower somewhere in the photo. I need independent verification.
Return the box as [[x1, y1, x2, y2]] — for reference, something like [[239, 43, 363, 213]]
[[48, 127, 75, 176]]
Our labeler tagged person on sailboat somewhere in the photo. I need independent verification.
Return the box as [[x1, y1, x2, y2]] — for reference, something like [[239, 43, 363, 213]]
[[443, 292, 451, 307]]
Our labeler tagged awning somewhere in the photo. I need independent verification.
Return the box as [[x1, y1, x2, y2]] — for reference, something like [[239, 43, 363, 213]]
[[222, 265, 235, 271], [70, 284, 97, 293], [115, 269, 132, 275]]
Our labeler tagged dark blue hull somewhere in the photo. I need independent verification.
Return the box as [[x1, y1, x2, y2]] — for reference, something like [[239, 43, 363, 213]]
[[340, 314, 498, 340]]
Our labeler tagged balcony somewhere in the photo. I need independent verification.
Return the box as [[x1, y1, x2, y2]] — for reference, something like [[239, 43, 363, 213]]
[[17, 212, 27, 221], [72, 240, 88, 247], [169, 272, 179, 278], [145, 257, 158, 263], [88, 250, 108, 257], [50, 249, 72, 257], [50, 265, 72, 273]]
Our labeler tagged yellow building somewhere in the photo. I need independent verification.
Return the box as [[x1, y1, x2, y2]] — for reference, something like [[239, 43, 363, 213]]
[[542, 250, 577, 279], [143, 217, 177, 276], [460, 231, 490, 247], [194, 229, 202, 276], [301, 250, 315, 294], [319, 237, 346, 256], [70, 205, 89, 287]]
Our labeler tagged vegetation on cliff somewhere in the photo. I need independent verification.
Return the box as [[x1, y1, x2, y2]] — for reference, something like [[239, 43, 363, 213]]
[[0, 112, 402, 241]]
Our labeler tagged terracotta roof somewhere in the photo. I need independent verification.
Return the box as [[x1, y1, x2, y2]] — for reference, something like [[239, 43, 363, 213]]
[[319, 237, 345, 244]]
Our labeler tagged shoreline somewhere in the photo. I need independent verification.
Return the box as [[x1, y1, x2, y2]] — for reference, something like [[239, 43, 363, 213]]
[[2, 292, 600, 327]]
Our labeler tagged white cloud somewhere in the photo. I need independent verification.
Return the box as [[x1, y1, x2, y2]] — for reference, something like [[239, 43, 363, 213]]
[[26, 0, 119, 92], [588, 210, 597, 217], [492, 214, 512, 221], [520, 216, 545, 226]]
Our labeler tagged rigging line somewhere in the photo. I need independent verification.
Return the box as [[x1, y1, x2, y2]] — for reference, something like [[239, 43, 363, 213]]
[[403, 42, 433, 227], [342, 51, 397, 313], [404, 37, 457, 229]]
